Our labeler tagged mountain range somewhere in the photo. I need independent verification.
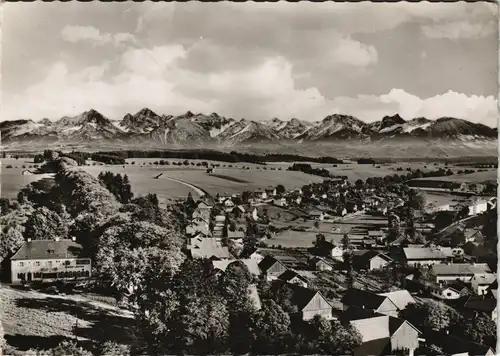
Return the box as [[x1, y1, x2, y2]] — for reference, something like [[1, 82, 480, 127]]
[[1, 109, 497, 146]]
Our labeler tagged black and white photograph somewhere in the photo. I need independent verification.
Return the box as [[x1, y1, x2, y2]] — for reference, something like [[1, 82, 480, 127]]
[[0, 2, 498, 355]]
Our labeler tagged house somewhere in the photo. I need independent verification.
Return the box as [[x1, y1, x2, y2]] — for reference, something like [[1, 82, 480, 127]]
[[223, 198, 235, 208], [21, 170, 34, 176], [272, 281, 333, 321], [352, 250, 392, 271], [318, 241, 344, 259], [346, 313, 420, 356], [377, 290, 416, 311], [196, 200, 213, 210], [186, 220, 210, 236], [464, 229, 485, 244], [251, 208, 260, 221], [212, 259, 262, 276], [470, 273, 496, 295], [428, 283, 461, 300], [446, 281, 473, 297], [226, 225, 245, 240], [258, 255, 288, 281], [468, 198, 489, 216], [10, 239, 91, 285], [367, 230, 385, 242], [431, 263, 491, 283], [403, 246, 455, 266], [277, 270, 308, 288], [188, 238, 233, 260], [426, 330, 495, 356], [265, 188, 277, 198], [464, 296, 497, 321], [309, 256, 335, 271], [341, 288, 399, 317], [192, 208, 210, 221], [273, 198, 287, 207], [247, 248, 265, 263], [214, 215, 226, 227]]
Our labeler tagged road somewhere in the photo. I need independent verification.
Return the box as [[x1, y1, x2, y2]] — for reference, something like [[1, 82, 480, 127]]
[[155, 173, 207, 197]]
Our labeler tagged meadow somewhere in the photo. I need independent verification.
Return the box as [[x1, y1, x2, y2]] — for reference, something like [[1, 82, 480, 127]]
[[1, 158, 52, 199], [411, 170, 496, 184]]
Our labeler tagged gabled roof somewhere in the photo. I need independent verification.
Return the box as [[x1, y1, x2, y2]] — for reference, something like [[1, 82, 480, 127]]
[[378, 290, 416, 310], [212, 259, 262, 276], [356, 250, 393, 263], [189, 238, 233, 260], [352, 338, 391, 356], [341, 306, 383, 322], [403, 247, 454, 260], [432, 263, 491, 276], [342, 288, 398, 311], [278, 270, 308, 284], [472, 273, 496, 285], [427, 330, 494, 356], [258, 255, 286, 273], [464, 296, 497, 313], [11, 240, 86, 261]]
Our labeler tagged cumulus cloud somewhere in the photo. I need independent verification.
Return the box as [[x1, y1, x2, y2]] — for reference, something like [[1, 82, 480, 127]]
[[330, 37, 378, 67], [3, 42, 496, 128], [61, 25, 135, 46], [421, 20, 496, 40]]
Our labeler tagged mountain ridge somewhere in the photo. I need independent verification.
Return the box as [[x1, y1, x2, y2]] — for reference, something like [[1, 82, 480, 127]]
[[1, 108, 497, 146]]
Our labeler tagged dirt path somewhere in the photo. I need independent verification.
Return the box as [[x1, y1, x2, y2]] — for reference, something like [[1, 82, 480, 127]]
[[155, 173, 207, 197]]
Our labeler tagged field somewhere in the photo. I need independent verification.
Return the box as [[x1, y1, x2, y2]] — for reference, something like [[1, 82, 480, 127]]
[[0, 285, 134, 354], [264, 213, 388, 248], [1, 158, 51, 199], [411, 170, 496, 184], [78, 164, 323, 204]]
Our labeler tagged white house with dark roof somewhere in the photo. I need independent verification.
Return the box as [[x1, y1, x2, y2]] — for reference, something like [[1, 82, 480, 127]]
[[10, 239, 91, 284], [403, 246, 456, 266]]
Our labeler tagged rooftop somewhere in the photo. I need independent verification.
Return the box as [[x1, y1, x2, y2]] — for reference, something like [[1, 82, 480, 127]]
[[11, 239, 85, 261], [432, 263, 491, 276], [212, 259, 261, 276], [403, 246, 454, 260], [378, 290, 416, 310]]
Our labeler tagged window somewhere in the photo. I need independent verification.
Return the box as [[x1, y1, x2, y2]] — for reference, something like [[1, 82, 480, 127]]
[[76, 259, 90, 265], [19, 262, 24, 267], [47, 261, 52, 266], [446, 292, 452, 297], [64, 260, 71, 266], [35, 262, 40, 266]]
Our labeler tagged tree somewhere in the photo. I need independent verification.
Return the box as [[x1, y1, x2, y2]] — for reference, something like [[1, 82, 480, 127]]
[[461, 313, 496, 347], [456, 205, 470, 220], [51, 340, 92, 356], [276, 184, 286, 195], [388, 212, 401, 241], [98, 172, 133, 204], [99, 341, 131, 356], [401, 300, 462, 331], [251, 299, 291, 354], [24, 206, 69, 240], [342, 234, 354, 287], [0, 198, 11, 216], [408, 190, 427, 211]]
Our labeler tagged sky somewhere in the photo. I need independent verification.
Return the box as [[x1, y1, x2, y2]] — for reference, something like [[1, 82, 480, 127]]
[[2, 2, 498, 126]]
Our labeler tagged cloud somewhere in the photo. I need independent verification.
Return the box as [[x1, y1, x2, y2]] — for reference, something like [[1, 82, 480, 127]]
[[61, 25, 135, 46], [421, 20, 496, 40], [4, 41, 496, 128], [330, 37, 378, 67]]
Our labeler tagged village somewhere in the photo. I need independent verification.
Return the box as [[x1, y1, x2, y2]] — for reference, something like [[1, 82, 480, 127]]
[[6, 162, 497, 356]]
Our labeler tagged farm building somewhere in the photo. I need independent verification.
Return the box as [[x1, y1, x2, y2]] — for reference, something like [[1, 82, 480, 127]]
[[464, 228, 485, 244], [258, 255, 287, 281], [425, 330, 495, 356], [341, 288, 399, 317], [464, 296, 497, 321], [429, 283, 461, 300], [377, 290, 416, 311], [470, 273, 497, 295], [403, 246, 455, 266], [431, 263, 491, 283], [309, 256, 335, 271], [352, 250, 393, 271], [271, 281, 333, 321], [188, 237, 233, 260], [277, 270, 308, 288], [10, 239, 91, 285], [346, 313, 420, 356], [212, 259, 261, 276]]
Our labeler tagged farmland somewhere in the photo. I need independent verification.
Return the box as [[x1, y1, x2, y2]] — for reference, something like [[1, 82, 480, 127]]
[[1, 158, 52, 199], [411, 169, 496, 184], [264, 213, 388, 248]]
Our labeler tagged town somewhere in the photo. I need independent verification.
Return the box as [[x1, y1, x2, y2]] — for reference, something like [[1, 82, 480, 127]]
[[0, 150, 497, 356]]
